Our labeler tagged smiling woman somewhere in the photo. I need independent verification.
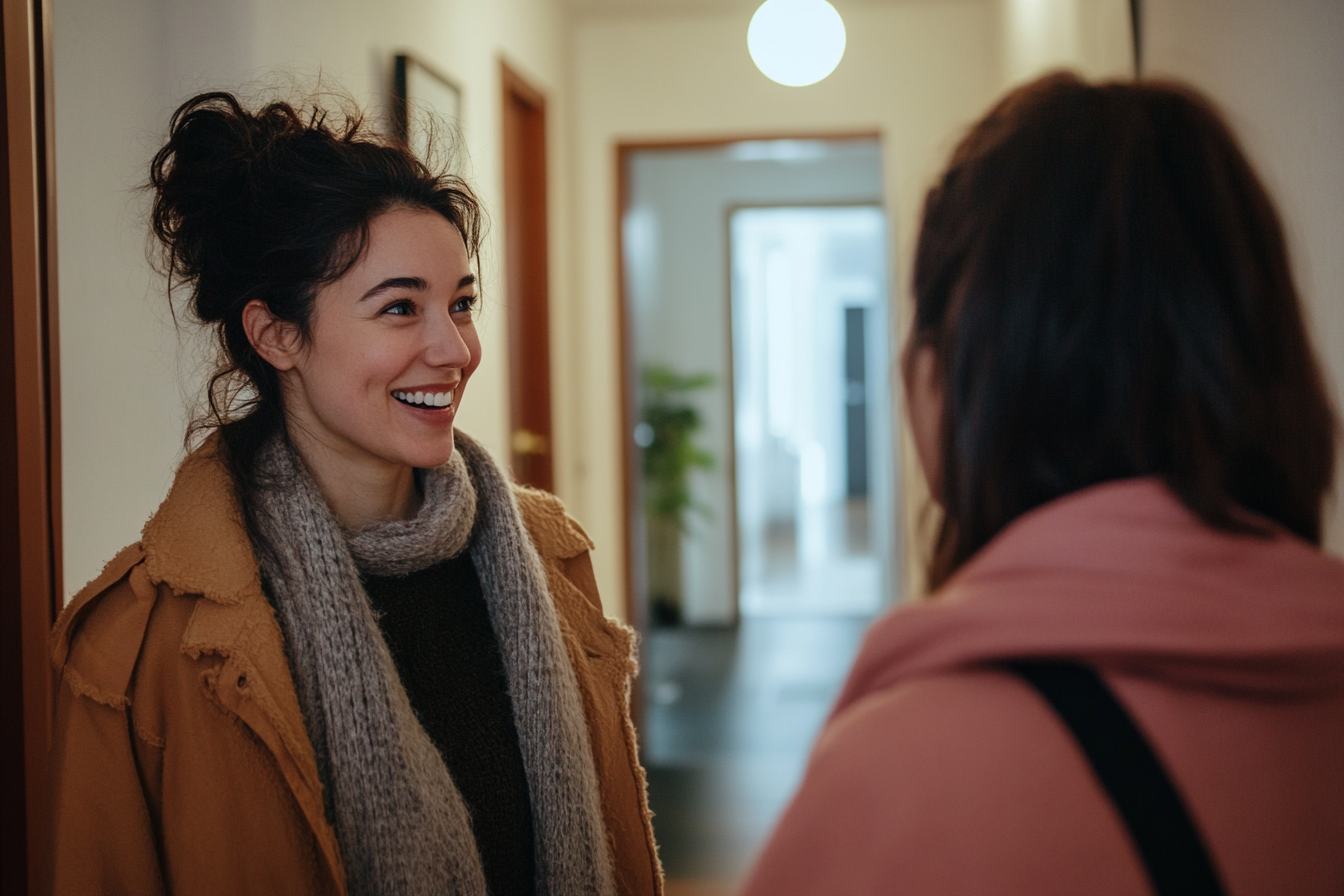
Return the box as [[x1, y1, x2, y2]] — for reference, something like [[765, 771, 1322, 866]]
[[47, 92, 662, 896], [244, 209, 483, 528]]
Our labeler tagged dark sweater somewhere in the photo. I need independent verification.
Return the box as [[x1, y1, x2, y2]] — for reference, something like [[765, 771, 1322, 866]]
[[363, 551, 537, 896]]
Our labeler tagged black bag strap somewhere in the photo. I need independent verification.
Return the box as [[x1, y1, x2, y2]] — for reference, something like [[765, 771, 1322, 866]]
[[1006, 660, 1226, 896]]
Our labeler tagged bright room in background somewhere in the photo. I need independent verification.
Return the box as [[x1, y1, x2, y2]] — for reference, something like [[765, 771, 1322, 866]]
[[731, 204, 891, 618], [622, 136, 895, 626]]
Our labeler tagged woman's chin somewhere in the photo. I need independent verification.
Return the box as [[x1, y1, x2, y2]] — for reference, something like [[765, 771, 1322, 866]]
[[398, 432, 458, 471]]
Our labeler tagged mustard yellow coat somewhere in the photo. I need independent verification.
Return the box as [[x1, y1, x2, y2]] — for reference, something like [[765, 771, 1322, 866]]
[[50, 441, 662, 896]]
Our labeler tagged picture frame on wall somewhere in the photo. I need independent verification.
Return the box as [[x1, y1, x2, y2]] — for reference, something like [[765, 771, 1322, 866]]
[[392, 52, 463, 161]]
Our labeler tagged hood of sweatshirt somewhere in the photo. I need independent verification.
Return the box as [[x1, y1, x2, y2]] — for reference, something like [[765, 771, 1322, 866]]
[[835, 478, 1344, 717]]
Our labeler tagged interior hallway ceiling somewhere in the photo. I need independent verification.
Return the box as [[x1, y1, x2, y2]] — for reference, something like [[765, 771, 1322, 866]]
[[567, 0, 940, 17]]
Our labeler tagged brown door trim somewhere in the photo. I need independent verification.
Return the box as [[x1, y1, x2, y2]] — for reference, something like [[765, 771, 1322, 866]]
[[1, 0, 59, 892], [499, 60, 554, 492], [614, 132, 881, 627]]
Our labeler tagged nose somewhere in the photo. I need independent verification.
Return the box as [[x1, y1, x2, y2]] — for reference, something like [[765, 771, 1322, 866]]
[[423, 310, 472, 369]]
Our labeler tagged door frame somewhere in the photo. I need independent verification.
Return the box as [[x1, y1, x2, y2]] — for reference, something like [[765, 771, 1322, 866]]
[[614, 131, 881, 630], [499, 59, 555, 492], [1, 0, 59, 893]]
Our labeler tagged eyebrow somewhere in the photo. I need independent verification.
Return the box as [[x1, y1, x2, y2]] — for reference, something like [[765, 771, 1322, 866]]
[[360, 276, 427, 302], [358, 273, 477, 302]]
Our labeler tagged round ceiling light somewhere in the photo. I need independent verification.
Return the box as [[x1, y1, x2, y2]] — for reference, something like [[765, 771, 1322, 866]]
[[747, 0, 847, 87]]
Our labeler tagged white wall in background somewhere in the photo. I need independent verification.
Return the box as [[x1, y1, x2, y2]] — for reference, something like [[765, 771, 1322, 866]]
[[1144, 0, 1344, 551], [1001, 0, 1133, 84], [55, 0, 574, 601]]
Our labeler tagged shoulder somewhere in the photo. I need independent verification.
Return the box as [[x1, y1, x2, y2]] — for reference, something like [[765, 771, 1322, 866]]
[[742, 670, 1145, 896], [509, 484, 634, 658], [814, 669, 1084, 800], [51, 543, 160, 711], [801, 671, 1088, 827], [512, 484, 595, 562]]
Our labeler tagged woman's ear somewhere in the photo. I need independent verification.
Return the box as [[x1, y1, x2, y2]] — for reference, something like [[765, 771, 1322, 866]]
[[242, 299, 302, 371]]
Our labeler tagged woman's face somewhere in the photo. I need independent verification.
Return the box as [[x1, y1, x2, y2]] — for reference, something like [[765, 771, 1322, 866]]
[[264, 207, 481, 475]]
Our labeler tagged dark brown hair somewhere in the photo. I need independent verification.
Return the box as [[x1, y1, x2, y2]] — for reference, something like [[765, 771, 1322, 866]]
[[911, 72, 1336, 589], [149, 91, 483, 501]]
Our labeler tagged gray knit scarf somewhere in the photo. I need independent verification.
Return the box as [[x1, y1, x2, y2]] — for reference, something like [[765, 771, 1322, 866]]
[[249, 430, 616, 896]]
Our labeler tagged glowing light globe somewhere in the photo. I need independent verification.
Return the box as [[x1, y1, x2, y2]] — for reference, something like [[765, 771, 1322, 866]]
[[747, 0, 847, 87]]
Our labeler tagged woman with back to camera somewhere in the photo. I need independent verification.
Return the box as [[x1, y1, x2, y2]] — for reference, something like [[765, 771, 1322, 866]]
[[741, 73, 1344, 895], [50, 91, 661, 896]]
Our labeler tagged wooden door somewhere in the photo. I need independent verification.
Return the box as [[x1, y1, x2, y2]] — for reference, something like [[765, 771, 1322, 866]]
[[1, 1, 59, 894], [500, 61, 553, 491]]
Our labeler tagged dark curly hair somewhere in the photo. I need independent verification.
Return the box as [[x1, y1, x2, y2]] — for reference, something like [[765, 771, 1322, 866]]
[[148, 90, 483, 510], [912, 73, 1336, 590]]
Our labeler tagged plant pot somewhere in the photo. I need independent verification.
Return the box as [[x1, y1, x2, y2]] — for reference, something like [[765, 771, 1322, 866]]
[[645, 513, 683, 626]]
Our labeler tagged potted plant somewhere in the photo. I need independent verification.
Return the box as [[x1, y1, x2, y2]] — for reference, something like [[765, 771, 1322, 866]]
[[638, 365, 715, 625]]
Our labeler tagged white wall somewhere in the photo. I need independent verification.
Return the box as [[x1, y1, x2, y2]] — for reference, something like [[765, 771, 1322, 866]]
[[1143, 0, 1344, 552], [570, 0, 1004, 606], [55, 0, 573, 599], [1000, 0, 1132, 84]]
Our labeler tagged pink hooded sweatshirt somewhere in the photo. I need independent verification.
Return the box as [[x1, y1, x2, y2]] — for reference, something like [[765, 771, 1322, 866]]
[[740, 478, 1344, 896]]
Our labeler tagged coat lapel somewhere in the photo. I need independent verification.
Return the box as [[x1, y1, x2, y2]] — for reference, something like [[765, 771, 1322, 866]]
[[141, 439, 346, 892]]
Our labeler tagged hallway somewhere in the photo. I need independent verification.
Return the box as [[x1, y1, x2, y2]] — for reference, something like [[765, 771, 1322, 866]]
[[642, 615, 874, 892]]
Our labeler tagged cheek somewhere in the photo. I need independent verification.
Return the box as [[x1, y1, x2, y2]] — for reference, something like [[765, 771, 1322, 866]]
[[303, 329, 408, 409], [912, 392, 943, 502], [344, 332, 414, 386], [904, 347, 945, 503]]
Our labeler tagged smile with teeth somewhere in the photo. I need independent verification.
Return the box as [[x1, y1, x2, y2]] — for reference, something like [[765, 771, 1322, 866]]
[[393, 389, 455, 409]]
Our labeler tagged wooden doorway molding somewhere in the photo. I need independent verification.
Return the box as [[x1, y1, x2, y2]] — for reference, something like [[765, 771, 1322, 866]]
[[614, 131, 880, 627], [499, 60, 554, 492], [1, 0, 59, 893]]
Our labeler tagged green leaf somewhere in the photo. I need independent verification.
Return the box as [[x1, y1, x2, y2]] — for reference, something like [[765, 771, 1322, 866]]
[[639, 365, 717, 526]]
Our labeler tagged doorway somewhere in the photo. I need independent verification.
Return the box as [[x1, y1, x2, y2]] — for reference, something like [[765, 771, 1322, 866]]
[[619, 136, 898, 889], [2, 2, 60, 892], [730, 205, 890, 619], [500, 61, 553, 491]]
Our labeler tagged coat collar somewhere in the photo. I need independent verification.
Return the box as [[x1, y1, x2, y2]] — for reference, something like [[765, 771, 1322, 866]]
[[143, 436, 347, 890], [141, 435, 261, 607], [835, 478, 1344, 717], [142, 436, 596, 604]]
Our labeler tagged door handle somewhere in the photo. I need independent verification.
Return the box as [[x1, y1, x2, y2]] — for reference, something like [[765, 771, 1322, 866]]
[[512, 429, 549, 456]]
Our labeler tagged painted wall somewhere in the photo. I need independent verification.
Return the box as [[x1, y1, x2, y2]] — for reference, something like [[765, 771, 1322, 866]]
[[1143, 0, 1344, 551], [55, 0, 574, 599], [570, 0, 1005, 607], [1000, 0, 1133, 84]]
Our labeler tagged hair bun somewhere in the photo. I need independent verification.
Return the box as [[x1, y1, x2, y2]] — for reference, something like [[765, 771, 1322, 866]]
[[149, 92, 331, 323]]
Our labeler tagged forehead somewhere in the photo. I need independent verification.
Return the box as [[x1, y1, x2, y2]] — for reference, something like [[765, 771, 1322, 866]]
[[358, 207, 470, 276]]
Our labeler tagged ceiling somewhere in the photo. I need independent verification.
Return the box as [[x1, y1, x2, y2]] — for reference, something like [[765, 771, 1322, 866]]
[[566, 0, 922, 20]]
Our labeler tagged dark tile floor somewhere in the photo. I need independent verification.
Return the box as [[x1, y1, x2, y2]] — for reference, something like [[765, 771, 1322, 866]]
[[640, 615, 874, 890]]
